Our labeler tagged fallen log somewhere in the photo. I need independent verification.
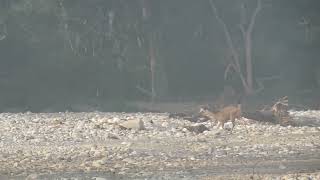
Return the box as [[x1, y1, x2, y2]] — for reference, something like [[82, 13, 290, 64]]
[[242, 110, 277, 124], [242, 96, 295, 126], [169, 112, 210, 123]]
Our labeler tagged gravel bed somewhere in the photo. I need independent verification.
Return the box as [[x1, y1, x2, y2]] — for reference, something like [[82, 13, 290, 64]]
[[0, 110, 319, 179]]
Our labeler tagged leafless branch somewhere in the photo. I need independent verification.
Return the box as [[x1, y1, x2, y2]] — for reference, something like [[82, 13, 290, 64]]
[[255, 78, 265, 94], [239, 24, 246, 39], [239, 72, 249, 92], [239, 3, 246, 39], [210, 0, 263, 95], [224, 61, 249, 92], [68, 38, 75, 52], [209, 0, 241, 71], [247, 0, 262, 36], [255, 75, 281, 94], [224, 62, 236, 80], [244, 0, 262, 93], [0, 35, 6, 41], [136, 85, 153, 97]]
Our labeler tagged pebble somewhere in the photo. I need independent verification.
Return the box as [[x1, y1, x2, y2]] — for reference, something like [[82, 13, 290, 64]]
[[26, 173, 39, 180], [0, 111, 318, 179], [93, 177, 107, 180], [279, 163, 287, 170]]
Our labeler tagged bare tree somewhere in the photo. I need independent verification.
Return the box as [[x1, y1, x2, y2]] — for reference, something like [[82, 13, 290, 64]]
[[209, 0, 262, 95], [140, 0, 156, 102], [139, 0, 168, 103]]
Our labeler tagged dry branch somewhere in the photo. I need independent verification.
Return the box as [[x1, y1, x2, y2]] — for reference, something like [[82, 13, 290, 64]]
[[135, 85, 153, 97], [209, 0, 240, 71], [255, 75, 281, 93], [209, 0, 263, 94], [209, 0, 248, 91], [247, 0, 262, 35], [224, 61, 237, 80]]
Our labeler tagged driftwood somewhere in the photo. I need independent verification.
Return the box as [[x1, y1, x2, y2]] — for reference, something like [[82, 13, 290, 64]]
[[169, 112, 210, 123], [242, 110, 277, 124]]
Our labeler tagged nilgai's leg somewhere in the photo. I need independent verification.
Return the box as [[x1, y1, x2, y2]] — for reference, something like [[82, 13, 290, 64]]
[[231, 119, 236, 130], [217, 121, 223, 129], [230, 115, 236, 130], [220, 122, 225, 129]]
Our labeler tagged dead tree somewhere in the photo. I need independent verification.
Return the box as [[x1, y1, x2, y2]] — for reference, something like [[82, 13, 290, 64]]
[[209, 0, 262, 95], [139, 0, 156, 102], [139, 0, 168, 103]]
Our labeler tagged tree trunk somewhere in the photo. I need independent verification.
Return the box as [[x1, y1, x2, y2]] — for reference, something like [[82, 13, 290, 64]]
[[245, 33, 254, 94], [149, 33, 156, 102], [243, 0, 261, 95]]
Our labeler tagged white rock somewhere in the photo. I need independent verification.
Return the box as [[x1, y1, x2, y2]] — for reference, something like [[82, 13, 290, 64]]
[[26, 173, 39, 180], [119, 119, 145, 130], [162, 122, 169, 127], [109, 117, 120, 124], [175, 132, 184, 137], [93, 177, 107, 180], [223, 122, 234, 129], [279, 163, 287, 170], [92, 160, 104, 168], [122, 158, 134, 164]]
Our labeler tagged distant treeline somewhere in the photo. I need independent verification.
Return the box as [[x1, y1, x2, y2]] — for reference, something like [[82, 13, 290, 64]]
[[0, 0, 319, 111]]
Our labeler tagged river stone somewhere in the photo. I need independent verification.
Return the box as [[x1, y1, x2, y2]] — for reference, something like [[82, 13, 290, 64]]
[[184, 124, 209, 134], [119, 119, 145, 130]]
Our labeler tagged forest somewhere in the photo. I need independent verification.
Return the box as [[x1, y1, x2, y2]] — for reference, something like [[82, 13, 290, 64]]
[[1, 1, 320, 179], [0, 0, 319, 112]]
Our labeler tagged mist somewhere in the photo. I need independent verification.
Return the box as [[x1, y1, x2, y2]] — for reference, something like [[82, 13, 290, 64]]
[[1, 1, 320, 179], [0, 0, 319, 112]]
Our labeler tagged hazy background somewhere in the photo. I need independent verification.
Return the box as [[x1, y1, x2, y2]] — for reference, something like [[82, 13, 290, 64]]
[[0, 0, 319, 112]]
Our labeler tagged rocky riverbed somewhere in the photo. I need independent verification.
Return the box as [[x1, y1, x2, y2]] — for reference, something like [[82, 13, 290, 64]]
[[0, 110, 319, 179]]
